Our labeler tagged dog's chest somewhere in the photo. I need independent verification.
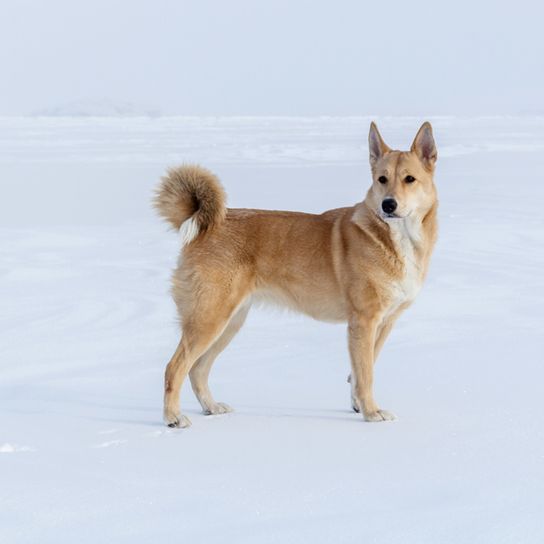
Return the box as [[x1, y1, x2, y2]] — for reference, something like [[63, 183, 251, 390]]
[[385, 220, 424, 310]]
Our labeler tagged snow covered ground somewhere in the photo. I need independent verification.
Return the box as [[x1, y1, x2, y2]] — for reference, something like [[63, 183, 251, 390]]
[[1, 116, 543, 543]]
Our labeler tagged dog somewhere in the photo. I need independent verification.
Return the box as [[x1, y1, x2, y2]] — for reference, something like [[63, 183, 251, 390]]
[[154, 122, 438, 427]]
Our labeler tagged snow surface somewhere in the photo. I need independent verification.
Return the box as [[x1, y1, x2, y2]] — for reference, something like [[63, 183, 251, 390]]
[[1, 116, 543, 543]]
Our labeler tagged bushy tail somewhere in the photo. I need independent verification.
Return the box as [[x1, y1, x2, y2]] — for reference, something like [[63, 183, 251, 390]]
[[153, 164, 226, 244]]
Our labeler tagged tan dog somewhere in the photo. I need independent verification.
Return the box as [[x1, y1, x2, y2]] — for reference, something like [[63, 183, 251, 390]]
[[154, 122, 438, 428]]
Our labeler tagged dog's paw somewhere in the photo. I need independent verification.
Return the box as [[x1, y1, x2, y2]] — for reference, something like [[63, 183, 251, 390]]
[[164, 411, 192, 428], [364, 409, 396, 422], [204, 402, 233, 416]]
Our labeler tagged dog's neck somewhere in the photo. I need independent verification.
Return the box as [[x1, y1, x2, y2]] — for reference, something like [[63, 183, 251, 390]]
[[353, 201, 438, 271], [386, 213, 421, 244]]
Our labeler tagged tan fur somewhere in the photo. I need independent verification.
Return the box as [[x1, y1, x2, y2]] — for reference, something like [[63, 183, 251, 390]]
[[154, 164, 226, 232], [155, 123, 439, 427]]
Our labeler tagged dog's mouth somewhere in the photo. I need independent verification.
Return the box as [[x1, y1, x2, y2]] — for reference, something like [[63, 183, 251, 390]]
[[381, 212, 403, 220], [379, 210, 411, 221]]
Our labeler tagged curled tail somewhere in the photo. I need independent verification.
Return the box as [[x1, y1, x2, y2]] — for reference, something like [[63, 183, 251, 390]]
[[153, 164, 226, 244]]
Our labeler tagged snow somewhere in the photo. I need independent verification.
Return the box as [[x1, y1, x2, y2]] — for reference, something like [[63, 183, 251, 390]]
[[1, 116, 543, 543], [0, 443, 33, 454], [31, 99, 161, 118]]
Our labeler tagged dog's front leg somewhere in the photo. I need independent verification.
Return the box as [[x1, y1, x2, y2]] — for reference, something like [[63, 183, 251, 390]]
[[348, 314, 396, 422]]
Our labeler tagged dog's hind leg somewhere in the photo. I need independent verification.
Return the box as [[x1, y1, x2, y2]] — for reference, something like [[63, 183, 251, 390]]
[[189, 301, 251, 415], [163, 290, 247, 428]]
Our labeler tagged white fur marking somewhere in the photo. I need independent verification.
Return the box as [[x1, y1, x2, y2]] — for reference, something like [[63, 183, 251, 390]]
[[386, 216, 423, 313], [179, 216, 200, 246]]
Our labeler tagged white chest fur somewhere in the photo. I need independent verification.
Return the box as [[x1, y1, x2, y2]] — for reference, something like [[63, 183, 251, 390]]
[[386, 217, 424, 310]]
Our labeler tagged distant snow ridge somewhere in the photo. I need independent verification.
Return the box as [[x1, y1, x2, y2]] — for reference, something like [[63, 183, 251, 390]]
[[32, 99, 161, 117], [0, 443, 33, 453]]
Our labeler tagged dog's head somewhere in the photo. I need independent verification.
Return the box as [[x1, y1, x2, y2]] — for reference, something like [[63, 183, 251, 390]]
[[365, 122, 437, 221]]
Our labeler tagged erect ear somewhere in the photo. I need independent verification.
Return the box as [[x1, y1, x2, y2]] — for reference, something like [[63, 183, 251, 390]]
[[368, 122, 390, 165], [411, 122, 437, 167]]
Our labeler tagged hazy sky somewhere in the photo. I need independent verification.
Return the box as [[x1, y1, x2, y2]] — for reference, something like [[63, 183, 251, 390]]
[[1, 0, 543, 115]]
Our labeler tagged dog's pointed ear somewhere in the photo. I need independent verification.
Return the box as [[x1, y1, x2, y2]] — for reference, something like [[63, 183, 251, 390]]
[[368, 122, 390, 165], [411, 122, 437, 167]]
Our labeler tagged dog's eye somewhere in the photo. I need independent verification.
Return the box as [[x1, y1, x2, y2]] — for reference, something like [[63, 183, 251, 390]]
[[378, 176, 388, 184], [405, 175, 415, 183]]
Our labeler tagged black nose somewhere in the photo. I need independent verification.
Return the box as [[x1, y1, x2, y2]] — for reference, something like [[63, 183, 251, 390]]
[[381, 198, 397, 214]]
